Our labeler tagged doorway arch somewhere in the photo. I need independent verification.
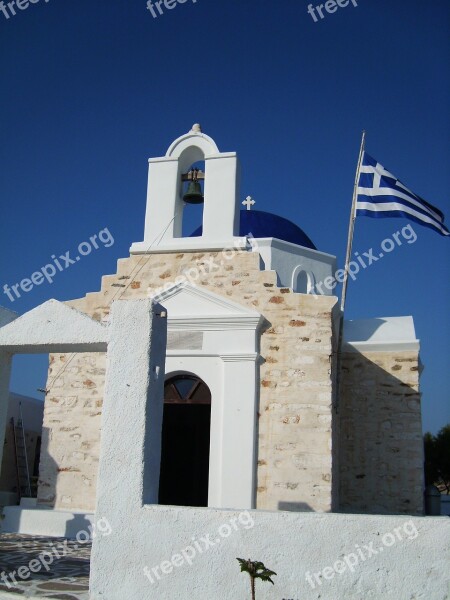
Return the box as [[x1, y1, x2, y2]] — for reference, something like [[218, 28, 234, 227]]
[[158, 373, 211, 507]]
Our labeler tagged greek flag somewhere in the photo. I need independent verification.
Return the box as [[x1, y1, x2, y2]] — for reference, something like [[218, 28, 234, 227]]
[[356, 152, 449, 236]]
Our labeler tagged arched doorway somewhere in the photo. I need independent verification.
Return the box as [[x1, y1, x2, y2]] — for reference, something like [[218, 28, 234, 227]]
[[158, 374, 211, 507]]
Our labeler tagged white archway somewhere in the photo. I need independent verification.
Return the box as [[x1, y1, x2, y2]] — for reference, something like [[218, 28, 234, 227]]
[[155, 281, 263, 509]]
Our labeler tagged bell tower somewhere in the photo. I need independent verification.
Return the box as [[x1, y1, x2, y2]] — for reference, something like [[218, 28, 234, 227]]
[[130, 124, 242, 253]]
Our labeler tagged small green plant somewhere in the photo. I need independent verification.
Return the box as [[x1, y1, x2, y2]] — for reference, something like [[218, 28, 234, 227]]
[[237, 558, 277, 600]]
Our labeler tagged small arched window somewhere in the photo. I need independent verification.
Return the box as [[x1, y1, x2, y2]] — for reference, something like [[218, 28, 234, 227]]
[[164, 374, 211, 404], [296, 270, 309, 294], [292, 266, 315, 294]]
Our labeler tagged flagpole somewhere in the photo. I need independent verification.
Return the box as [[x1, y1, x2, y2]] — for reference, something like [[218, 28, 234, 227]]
[[340, 130, 366, 313], [334, 131, 366, 414]]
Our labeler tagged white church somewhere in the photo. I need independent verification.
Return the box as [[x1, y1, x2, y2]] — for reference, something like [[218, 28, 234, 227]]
[[0, 124, 438, 600]]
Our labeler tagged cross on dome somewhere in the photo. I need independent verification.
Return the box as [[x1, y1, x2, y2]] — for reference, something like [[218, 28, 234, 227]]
[[242, 196, 256, 211]]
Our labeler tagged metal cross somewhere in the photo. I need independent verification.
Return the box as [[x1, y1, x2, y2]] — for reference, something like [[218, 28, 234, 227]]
[[242, 196, 255, 211]]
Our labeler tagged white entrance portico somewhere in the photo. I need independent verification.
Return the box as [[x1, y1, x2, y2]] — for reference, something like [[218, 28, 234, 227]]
[[153, 282, 263, 509], [0, 298, 167, 537], [0, 301, 110, 471]]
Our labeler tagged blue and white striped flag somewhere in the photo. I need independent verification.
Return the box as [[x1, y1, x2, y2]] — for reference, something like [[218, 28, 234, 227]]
[[356, 152, 449, 236]]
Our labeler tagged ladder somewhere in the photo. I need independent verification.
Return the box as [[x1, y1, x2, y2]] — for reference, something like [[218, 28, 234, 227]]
[[11, 402, 32, 499]]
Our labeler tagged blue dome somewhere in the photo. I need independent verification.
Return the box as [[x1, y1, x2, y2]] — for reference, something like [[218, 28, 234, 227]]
[[190, 210, 316, 250]]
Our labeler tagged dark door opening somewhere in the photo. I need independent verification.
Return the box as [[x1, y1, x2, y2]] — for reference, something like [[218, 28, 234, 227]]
[[158, 374, 211, 507]]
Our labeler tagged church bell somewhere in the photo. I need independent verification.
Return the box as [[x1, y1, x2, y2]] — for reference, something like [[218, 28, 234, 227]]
[[182, 169, 204, 204]]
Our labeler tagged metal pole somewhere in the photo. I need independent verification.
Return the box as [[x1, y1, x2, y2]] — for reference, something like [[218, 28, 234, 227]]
[[340, 130, 366, 313], [334, 132, 366, 414]]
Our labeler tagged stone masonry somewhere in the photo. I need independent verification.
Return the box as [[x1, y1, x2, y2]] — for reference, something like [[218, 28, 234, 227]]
[[38, 248, 339, 513], [339, 350, 423, 515]]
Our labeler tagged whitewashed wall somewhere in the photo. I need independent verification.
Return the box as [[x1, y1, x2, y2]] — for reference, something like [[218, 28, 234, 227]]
[[91, 508, 449, 600]]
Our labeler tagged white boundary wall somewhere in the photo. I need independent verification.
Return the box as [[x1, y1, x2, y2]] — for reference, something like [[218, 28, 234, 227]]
[[2, 298, 447, 600], [89, 299, 449, 600], [91, 507, 449, 600]]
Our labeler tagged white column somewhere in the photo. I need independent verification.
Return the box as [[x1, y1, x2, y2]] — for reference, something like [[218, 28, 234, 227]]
[[94, 300, 167, 515], [90, 300, 167, 599], [202, 153, 240, 241], [0, 351, 12, 468], [143, 157, 181, 245], [218, 354, 258, 509]]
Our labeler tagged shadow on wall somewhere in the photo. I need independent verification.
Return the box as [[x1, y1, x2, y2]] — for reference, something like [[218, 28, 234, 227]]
[[278, 501, 315, 512], [65, 512, 93, 539], [339, 350, 423, 516], [0, 417, 42, 504], [36, 426, 59, 509]]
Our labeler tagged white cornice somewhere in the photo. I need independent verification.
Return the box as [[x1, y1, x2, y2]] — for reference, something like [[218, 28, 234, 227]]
[[130, 237, 249, 254], [343, 340, 420, 353], [219, 353, 259, 362], [168, 316, 263, 331], [166, 351, 259, 362]]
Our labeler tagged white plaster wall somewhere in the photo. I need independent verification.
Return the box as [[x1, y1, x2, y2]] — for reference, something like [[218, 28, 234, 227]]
[[202, 153, 240, 241], [0, 299, 108, 354], [1, 506, 94, 537], [344, 316, 419, 352], [90, 296, 446, 600], [254, 238, 337, 294], [91, 507, 449, 600]]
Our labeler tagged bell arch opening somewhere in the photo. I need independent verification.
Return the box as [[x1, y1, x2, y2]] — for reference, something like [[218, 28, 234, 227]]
[[181, 160, 205, 237], [158, 373, 211, 507]]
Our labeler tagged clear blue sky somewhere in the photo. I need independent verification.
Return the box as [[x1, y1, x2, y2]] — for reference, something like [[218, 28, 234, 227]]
[[0, 0, 449, 434]]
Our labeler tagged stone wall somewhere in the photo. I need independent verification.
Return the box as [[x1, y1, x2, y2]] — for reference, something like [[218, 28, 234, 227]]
[[339, 350, 423, 515], [37, 352, 105, 509], [38, 248, 338, 513]]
